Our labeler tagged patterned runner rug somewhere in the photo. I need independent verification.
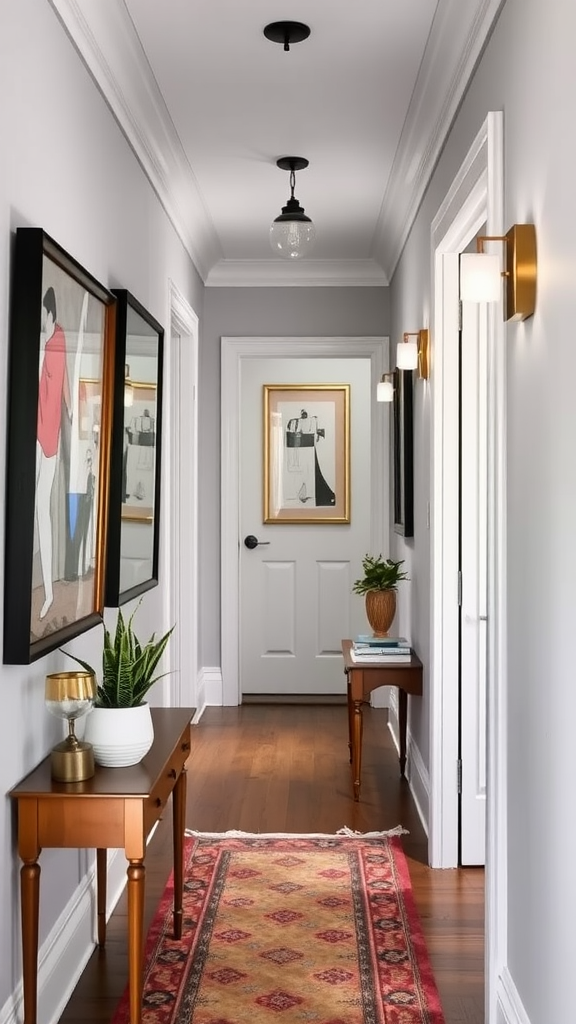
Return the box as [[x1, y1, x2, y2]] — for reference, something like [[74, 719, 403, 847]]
[[112, 830, 445, 1024]]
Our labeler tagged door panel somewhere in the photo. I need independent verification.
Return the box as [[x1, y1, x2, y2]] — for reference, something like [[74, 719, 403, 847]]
[[240, 357, 373, 696]]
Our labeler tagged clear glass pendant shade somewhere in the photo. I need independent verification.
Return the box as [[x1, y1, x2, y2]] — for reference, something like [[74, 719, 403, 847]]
[[269, 217, 316, 259]]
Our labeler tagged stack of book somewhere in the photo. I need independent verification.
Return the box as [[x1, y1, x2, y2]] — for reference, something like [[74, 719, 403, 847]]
[[350, 635, 411, 663]]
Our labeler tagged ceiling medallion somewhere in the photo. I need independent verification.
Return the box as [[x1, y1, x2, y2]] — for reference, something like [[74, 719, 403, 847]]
[[263, 21, 311, 52]]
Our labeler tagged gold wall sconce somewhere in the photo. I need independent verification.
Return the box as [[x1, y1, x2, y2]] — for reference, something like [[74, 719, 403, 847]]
[[396, 330, 429, 379], [460, 224, 537, 321], [376, 372, 395, 402]]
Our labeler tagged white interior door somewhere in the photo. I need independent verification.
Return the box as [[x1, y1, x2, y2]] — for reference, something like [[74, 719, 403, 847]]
[[460, 298, 488, 864], [240, 357, 375, 696]]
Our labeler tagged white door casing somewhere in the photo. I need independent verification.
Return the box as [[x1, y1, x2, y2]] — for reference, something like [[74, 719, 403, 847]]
[[460, 299, 488, 864], [240, 359, 373, 696], [221, 337, 388, 706], [165, 280, 198, 709], [430, 111, 506, 1023]]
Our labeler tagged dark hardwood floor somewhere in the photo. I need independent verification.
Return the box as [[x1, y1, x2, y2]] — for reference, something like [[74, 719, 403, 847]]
[[59, 703, 484, 1023]]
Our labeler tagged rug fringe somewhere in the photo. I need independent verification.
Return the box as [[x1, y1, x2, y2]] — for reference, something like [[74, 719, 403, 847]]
[[184, 826, 409, 839]]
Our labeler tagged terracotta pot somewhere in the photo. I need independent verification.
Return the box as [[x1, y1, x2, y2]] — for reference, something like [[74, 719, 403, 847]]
[[365, 590, 397, 637]]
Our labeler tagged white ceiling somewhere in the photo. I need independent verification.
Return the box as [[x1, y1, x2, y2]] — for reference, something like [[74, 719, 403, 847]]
[[50, 0, 505, 286]]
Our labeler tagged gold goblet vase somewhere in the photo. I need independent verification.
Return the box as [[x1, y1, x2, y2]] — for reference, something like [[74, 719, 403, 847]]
[[45, 671, 97, 782]]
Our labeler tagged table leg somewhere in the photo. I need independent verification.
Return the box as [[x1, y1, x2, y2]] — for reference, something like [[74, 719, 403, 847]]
[[21, 861, 40, 1024], [398, 688, 408, 776], [96, 848, 107, 946], [127, 860, 145, 1024], [172, 767, 187, 940], [346, 674, 353, 763], [352, 699, 363, 801]]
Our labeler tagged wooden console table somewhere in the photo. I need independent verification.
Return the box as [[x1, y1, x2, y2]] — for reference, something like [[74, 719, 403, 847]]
[[342, 640, 422, 800], [10, 706, 194, 1024]]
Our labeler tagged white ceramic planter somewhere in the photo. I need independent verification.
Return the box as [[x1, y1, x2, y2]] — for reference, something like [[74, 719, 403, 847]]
[[83, 703, 154, 767]]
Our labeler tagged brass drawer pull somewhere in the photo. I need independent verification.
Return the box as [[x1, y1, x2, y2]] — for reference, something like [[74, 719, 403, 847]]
[[155, 797, 162, 808], [181, 741, 190, 752], [168, 768, 177, 779]]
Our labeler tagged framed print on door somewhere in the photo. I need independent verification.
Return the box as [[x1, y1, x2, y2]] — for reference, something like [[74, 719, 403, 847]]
[[263, 384, 350, 523], [3, 227, 116, 663]]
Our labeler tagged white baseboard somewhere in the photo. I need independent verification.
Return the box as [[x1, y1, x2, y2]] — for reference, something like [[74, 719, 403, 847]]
[[0, 848, 128, 1024], [197, 666, 223, 710], [388, 693, 430, 838], [495, 968, 531, 1024]]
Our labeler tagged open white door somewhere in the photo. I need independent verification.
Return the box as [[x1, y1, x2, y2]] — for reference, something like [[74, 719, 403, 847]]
[[460, 298, 488, 864]]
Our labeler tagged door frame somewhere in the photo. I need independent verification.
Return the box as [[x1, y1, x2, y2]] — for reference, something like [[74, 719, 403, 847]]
[[221, 336, 388, 706], [430, 111, 507, 1019], [165, 280, 199, 708]]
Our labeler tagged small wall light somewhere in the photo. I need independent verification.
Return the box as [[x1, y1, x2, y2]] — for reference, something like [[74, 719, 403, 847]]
[[396, 333, 418, 371], [377, 372, 395, 402], [460, 224, 536, 321], [397, 330, 429, 378]]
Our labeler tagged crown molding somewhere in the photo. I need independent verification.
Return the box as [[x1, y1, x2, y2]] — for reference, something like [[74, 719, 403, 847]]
[[372, 0, 507, 281], [205, 258, 388, 288], [48, 0, 222, 282]]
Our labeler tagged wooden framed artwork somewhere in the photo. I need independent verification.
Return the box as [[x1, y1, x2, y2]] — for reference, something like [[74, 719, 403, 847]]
[[263, 384, 350, 523], [393, 369, 414, 538], [105, 289, 164, 606], [3, 228, 116, 663]]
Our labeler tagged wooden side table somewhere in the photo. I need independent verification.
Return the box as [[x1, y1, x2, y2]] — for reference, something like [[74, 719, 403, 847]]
[[10, 706, 194, 1024], [341, 640, 423, 800]]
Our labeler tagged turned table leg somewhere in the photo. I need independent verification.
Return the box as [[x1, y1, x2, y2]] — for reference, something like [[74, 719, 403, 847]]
[[352, 699, 364, 801], [21, 860, 40, 1024], [172, 767, 187, 939], [127, 860, 145, 1024]]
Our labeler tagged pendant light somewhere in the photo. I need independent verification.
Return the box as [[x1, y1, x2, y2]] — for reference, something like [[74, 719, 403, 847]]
[[270, 157, 316, 260]]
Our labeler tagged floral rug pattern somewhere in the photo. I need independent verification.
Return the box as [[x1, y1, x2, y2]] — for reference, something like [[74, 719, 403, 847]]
[[112, 833, 445, 1024]]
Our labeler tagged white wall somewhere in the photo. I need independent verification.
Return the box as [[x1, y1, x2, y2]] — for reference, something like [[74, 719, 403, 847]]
[[201, 287, 390, 665], [390, 0, 576, 1020], [0, 0, 202, 1018]]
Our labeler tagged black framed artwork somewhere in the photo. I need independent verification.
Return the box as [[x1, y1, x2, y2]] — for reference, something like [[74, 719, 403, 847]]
[[105, 289, 164, 606], [3, 228, 116, 663], [393, 368, 414, 538]]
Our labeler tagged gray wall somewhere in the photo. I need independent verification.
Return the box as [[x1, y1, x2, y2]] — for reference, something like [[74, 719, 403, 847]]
[[390, 0, 576, 1020], [0, 0, 202, 1012], [199, 287, 390, 664]]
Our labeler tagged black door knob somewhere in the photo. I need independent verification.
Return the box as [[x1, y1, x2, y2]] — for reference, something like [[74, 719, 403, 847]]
[[244, 534, 260, 549]]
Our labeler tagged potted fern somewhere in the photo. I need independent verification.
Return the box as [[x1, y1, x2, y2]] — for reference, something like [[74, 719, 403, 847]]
[[63, 602, 174, 767], [352, 554, 409, 636]]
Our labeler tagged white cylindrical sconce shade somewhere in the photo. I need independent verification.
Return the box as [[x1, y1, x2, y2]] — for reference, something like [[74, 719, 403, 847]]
[[377, 378, 394, 402], [396, 339, 418, 370], [460, 252, 501, 302]]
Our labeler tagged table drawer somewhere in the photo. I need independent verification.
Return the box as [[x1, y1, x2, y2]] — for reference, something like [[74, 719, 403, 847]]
[[148, 732, 190, 814]]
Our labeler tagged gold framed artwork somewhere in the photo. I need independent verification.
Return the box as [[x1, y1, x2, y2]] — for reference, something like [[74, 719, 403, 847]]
[[263, 384, 350, 524]]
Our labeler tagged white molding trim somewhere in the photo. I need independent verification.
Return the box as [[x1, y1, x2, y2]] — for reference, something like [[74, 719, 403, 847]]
[[373, 0, 506, 280], [430, 111, 506, 1020], [48, 0, 221, 281], [196, 667, 223, 714], [221, 336, 388, 706], [496, 969, 532, 1024], [0, 849, 126, 1024], [48, 0, 502, 289], [167, 282, 199, 711], [388, 696, 430, 838], [205, 258, 388, 288]]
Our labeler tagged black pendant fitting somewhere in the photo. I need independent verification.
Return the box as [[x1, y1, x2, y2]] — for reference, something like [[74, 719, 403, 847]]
[[264, 21, 311, 52]]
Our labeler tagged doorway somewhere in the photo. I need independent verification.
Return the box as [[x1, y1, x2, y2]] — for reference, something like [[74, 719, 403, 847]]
[[221, 336, 388, 705]]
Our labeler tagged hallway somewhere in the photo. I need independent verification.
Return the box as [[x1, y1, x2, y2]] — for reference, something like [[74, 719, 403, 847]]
[[58, 704, 484, 1023]]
